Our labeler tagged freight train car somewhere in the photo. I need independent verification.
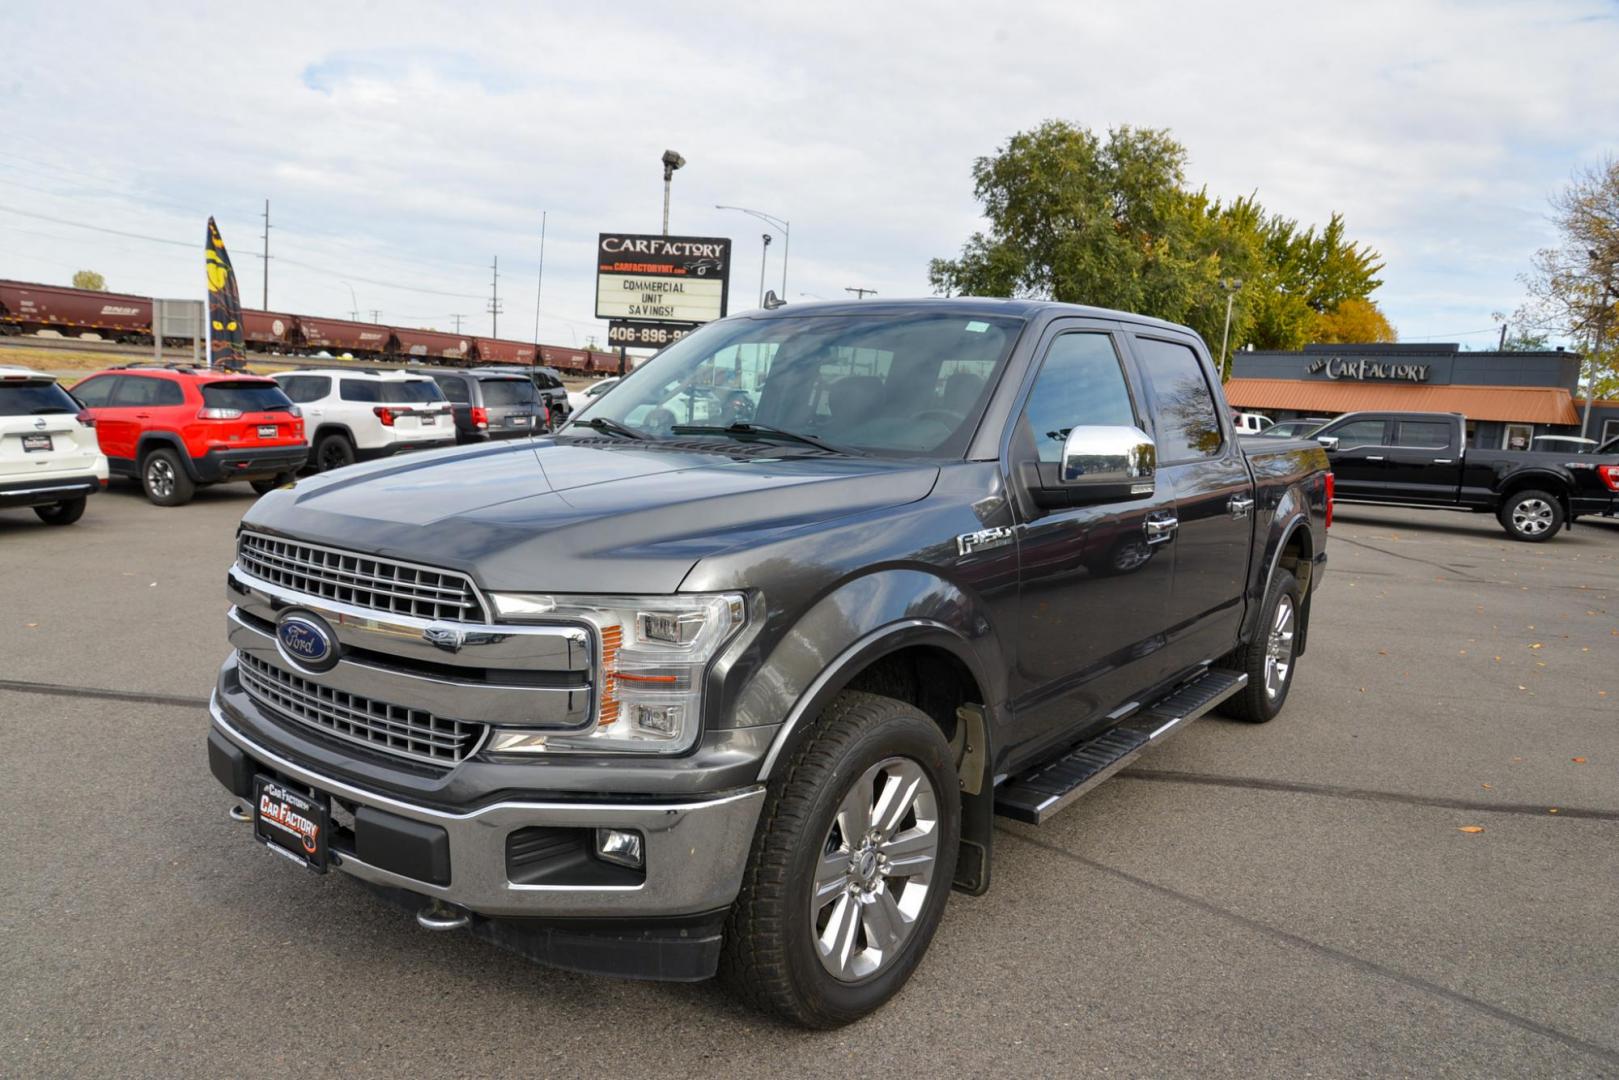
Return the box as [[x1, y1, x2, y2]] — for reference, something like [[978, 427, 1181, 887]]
[[241, 310, 302, 351], [538, 344, 592, 375], [293, 316, 394, 357], [393, 328, 470, 363], [0, 279, 153, 342], [471, 337, 536, 366]]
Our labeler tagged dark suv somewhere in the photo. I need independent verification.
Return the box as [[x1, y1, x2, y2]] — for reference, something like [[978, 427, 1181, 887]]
[[476, 365, 571, 427], [412, 369, 548, 442]]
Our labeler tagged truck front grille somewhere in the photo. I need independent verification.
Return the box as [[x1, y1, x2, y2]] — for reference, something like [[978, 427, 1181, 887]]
[[236, 532, 485, 623], [237, 651, 485, 766]]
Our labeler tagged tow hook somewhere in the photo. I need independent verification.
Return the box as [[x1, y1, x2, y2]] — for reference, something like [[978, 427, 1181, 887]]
[[416, 899, 472, 932], [227, 801, 253, 823]]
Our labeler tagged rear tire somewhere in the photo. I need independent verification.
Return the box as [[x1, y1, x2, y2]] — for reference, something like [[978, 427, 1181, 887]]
[[312, 433, 356, 473], [249, 472, 296, 496], [1218, 568, 1301, 723], [34, 497, 87, 525], [720, 691, 959, 1028], [141, 448, 195, 507], [1498, 489, 1562, 542]]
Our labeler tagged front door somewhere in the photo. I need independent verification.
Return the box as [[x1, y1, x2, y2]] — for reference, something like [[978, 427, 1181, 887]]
[[1127, 333, 1252, 672], [1316, 416, 1392, 499], [1010, 325, 1176, 762], [1383, 416, 1462, 503]]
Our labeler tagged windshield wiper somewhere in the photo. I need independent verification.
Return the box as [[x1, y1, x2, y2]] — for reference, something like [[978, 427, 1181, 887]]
[[670, 422, 854, 455], [572, 415, 646, 440]]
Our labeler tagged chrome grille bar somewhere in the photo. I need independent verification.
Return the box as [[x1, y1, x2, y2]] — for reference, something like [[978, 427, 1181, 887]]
[[238, 651, 485, 766], [237, 532, 484, 623]]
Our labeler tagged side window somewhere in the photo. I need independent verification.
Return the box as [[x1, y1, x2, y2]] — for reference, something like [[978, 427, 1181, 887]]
[[72, 376, 116, 407], [339, 379, 380, 403], [1394, 420, 1452, 449], [153, 380, 185, 406], [1133, 337, 1223, 462], [435, 377, 471, 404], [1328, 419, 1389, 449], [278, 376, 330, 404], [1020, 333, 1137, 463], [111, 375, 161, 407]]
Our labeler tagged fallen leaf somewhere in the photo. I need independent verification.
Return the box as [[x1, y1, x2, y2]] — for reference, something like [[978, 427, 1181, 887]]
[[1481, 783, 1493, 790], [1549, 808, 1560, 814], [1518, 685, 1528, 691], [1459, 650, 1468, 656], [1572, 757, 1587, 764], [1529, 643, 1543, 650], [1378, 649, 1389, 656], [1458, 826, 1485, 834], [25, 623, 38, 628]]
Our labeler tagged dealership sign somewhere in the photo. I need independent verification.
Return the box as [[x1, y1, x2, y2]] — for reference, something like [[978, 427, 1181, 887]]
[[596, 233, 731, 346], [1307, 356, 1431, 383]]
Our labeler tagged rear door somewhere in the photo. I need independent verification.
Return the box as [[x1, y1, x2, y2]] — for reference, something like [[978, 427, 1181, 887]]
[[1316, 416, 1392, 499], [1383, 417, 1462, 503], [1127, 332, 1252, 673], [200, 381, 303, 447]]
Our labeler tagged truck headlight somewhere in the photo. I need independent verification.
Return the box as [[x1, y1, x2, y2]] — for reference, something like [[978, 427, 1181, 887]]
[[485, 592, 747, 754]]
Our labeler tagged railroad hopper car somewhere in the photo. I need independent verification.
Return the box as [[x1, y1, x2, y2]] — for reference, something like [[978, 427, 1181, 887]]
[[471, 337, 536, 365], [0, 280, 153, 342], [394, 328, 471, 363]]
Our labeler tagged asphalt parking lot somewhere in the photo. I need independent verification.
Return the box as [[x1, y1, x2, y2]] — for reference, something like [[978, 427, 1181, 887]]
[[2, 484, 1616, 1078]]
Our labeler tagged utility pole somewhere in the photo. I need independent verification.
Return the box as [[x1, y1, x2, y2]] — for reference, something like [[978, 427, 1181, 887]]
[[532, 211, 547, 347], [450, 313, 466, 333], [260, 198, 271, 309], [1498, 321, 1509, 350], [844, 287, 877, 299], [488, 256, 503, 338], [368, 309, 382, 324]]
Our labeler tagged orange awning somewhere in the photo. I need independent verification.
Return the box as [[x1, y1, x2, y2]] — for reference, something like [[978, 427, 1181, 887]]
[[1223, 379, 1580, 425]]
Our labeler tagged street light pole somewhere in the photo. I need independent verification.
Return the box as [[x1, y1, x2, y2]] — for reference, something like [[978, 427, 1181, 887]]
[[716, 205, 789, 296], [1218, 277, 1243, 377], [661, 150, 686, 235], [758, 234, 772, 307]]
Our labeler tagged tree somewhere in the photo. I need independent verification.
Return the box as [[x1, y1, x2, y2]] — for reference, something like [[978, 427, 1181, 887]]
[[1515, 157, 1619, 403], [72, 270, 106, 291], [928, 121, 1385, 367], [1311, 297, 1397, 344]]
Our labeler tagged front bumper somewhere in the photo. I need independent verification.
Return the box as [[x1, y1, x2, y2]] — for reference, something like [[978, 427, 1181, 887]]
[[194, 445, 310, 483], [208, 695, 766, 921]]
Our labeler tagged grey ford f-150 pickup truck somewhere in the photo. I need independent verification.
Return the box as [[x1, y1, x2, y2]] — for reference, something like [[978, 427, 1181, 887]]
[[207, 298, 1331, 1027]]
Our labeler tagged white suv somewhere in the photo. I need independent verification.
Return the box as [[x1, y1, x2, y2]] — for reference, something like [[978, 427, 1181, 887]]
[[272, 369, 455, 472], [0, 366, 108, 525]]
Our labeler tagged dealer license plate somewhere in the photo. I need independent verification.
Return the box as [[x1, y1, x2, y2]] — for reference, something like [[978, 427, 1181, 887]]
[[22, 434, 53, 452], [506, 414, 531, 426], [257, 425, 278, 438], [253, 776, 329, 872], [420, 414, 436, 425]]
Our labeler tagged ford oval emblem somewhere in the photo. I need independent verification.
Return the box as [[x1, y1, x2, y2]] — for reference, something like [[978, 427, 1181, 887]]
[[275, 611, 339, 672]]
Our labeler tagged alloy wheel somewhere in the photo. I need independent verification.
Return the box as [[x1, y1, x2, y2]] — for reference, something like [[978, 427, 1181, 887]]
[[147, 459, 175, 498], [1264, 593, 1296, 700], [1511, 498, 1555, 536]]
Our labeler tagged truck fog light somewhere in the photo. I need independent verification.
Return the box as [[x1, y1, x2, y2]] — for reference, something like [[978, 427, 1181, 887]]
[[595, 828, 644, 869], [627, 701, 684, 736]]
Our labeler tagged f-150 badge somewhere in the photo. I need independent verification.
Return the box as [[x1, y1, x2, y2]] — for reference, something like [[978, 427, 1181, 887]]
[[957, 526, 1013, 556]]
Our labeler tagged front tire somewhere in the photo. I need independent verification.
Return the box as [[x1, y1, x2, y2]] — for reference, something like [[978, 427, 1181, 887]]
[[249, 472, 296, 495], [141, 448, 195, 506], [1499, 489, 1562, 542], [720, 691, 959, 1028], [1219, 568, 1302, 723], [34, 497, 87, 525]]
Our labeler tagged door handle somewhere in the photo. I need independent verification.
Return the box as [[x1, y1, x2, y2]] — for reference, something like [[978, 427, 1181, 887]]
[[1144, 516, 1178, 544], [1364, 455, 1384, 461], [1228, 495, 1256, 519], [1432, 458, 1453, 464]]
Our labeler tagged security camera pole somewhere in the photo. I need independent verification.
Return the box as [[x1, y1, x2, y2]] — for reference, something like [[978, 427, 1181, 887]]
[[758, 234, 773, 307], [661, 149, 686, 236], [1218, 277, 1243, 377]]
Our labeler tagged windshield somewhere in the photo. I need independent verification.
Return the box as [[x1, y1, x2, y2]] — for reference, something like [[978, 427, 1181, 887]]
[[566, 311, 1024, 456], [0, 380, 80, 415], [202, 382, 295, 413]]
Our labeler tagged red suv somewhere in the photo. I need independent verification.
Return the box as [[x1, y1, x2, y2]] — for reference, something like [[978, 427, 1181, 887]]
[[70, 365, 308, 506]]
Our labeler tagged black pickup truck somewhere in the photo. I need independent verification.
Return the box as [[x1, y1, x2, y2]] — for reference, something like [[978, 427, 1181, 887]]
[[1311, 411, 1619, 541], [206, 298, 1331, 1027]]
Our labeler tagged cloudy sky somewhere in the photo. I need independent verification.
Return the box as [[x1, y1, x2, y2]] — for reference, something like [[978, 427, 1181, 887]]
[[3, 1, 1616, 350]]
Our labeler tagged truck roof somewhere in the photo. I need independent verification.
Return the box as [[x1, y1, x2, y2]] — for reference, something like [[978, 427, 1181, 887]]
[[742, 296, 1201, 336]]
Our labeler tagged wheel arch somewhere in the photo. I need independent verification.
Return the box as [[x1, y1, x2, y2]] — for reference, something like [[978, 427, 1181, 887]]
[[134, 432, 198, 480]]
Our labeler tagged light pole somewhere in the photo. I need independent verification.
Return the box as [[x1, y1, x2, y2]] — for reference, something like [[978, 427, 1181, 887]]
[[1218, 277, 1243, 377], [716, 204, 789, 297], [757, 234, 772, 307], [343, 282, 359, 322], [661, 150, 685, 236]]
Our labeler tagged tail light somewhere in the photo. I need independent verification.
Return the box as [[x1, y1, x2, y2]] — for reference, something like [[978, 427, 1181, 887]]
[[373, 406, 396, 426], [1325, 471, 1335, 528], [471, 406, 489, 429], [1600, 464, 1619, 493], [286, 404, 302, 419], [198, 407, 242, 420], [76, 409, 96, 429]]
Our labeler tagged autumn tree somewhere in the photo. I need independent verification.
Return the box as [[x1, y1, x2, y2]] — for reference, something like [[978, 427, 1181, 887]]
[[1515, 156, 1619, 403], [72, 270, 106, 291], [928, 121, 1385, 368], [1311, 297, 1397, 344]]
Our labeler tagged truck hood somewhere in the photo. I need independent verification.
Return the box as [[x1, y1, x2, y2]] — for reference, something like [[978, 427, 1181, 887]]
[[241, 437, 940, 594]]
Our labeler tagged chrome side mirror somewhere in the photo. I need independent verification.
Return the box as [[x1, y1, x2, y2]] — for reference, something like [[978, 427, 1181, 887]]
[[1060, 425, 1156, 498], [1315, 435, 1339, 451]]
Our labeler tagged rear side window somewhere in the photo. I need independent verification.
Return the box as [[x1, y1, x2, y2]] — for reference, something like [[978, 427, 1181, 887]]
[[111, 375, 184, 407], [1394, 420, 1452, 449], [1020, 333, 1137, 463], [1329, 419, 1389, 448], [277, 376, 331, 404], [434, 376, 471, 404], [0, 380, 80, 415], [480, 378, 536, 406], [380, 380, 445, 405], [1133, 337, 1222, 462], [339, 378, 381, 403], [202, 382, 295, 413], [70, 375, 116, 407]]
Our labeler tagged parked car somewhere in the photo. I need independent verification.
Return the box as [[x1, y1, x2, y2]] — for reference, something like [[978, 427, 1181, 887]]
[[1258, 417, 1332, 439], [69, 365, 305, 506], [1231, 410, 1274, 434], [208, 298, 1330, 1027], [409, 369, 548, 443], [1312, 410, 1619, 541], [476, 364, 571, 427], [0, 366, 108, 524], [271, 368, 454, 472], [567, 376, 619, 414]]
